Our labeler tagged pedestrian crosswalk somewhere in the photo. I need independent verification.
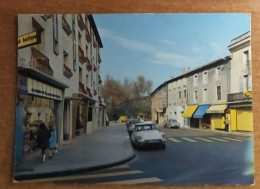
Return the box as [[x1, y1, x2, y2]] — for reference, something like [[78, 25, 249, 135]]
[[23, 164, 163, 185], [167, 136, 252, 143]]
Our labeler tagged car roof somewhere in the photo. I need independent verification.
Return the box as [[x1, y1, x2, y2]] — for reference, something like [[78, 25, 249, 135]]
[[135, 122, 155, 126]]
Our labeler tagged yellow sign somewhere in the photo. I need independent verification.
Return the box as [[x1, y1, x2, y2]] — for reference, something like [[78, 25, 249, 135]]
[[18, 31, 40, 49], [243, 90, 252, 98]]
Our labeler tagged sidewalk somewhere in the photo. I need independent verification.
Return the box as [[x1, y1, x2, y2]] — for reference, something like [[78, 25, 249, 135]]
[[14, 125, 135, 181]]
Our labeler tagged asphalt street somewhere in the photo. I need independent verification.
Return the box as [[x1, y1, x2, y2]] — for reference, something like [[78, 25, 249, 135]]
[[44, 125, 254, 185]]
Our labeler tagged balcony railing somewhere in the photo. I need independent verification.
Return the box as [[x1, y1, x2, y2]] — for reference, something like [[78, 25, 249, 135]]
[[86, 87, 92, 98], [93, 65, 97, 72], [63, 64, 73, 78], [78, 46, 86, 64], [227, 92, 252, 102], [77, 14, 85, 31], [79, 82, 87, 95], [31, 47, 53, 76], [85, 27, 91, 43], [98, 75, 102, 84], [62, 16, 72, 35], [242, 60, 252, 76], [41, 14, 53, 20], [93, 40, 97, 48], [86, 56, 92, 71]]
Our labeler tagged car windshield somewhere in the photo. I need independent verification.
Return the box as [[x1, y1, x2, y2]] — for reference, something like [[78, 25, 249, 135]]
[[136, 124, 157, 131]]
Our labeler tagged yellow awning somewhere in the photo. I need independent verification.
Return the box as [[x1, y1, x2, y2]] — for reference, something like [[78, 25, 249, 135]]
[[182, 105, 198, 118], [206, 105, 227, 114]]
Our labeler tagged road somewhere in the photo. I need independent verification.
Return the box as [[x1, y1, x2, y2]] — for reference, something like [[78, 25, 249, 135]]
[[52, 125, 254, 185]]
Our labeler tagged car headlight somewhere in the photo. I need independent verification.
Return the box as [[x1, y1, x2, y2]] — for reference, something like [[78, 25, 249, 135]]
[[162, 134, 166, 139], [137, 136, 142, 141]]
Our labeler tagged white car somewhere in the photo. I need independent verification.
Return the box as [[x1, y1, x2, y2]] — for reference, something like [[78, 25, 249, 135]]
[[164, 119, 180, 129], [131, 122, 166, 149]]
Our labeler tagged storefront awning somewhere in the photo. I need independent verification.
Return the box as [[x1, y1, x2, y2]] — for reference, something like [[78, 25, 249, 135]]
[[206, 105, 227, 114], [193, 104, 210, 118], [182, 105, 198, 118]]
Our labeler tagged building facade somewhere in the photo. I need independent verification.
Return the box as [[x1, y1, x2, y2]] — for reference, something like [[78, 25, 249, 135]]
[[15, 14, 106, 165], [227, 31, 253, 131], [151, 83, 168, 126]]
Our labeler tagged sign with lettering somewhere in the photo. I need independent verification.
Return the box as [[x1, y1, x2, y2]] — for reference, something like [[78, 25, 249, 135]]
[[27, 78, 62, 101], [18, 31, 41, 49]]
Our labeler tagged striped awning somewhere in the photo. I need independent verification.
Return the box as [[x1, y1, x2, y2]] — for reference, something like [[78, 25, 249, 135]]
[[182, 105, 198, 118], [206, 105, 227, 114]]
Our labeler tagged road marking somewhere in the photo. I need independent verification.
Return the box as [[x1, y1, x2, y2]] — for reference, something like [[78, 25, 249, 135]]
[[168, 137, 181, 143], [195, 137, 213, 142], [223, 137, 243, 142], [21, 170, 143, 183], [209, 137, 228, 142], [99, 177, 162, 185], [182, 138, 197, 142]]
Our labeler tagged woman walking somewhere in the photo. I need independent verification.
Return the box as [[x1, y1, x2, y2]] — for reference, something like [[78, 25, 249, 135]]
[[37, 123, 51, 162], [48, 124, 57, 159]]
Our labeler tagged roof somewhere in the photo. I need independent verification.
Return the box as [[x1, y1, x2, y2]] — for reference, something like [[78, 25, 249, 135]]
[[150, 57, 229, 97], [87, 15, 103, 48]]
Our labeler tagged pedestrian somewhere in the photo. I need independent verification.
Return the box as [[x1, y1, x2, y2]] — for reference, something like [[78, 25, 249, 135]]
[[37, 123, 51, 162], [48, 123, 57, 159]]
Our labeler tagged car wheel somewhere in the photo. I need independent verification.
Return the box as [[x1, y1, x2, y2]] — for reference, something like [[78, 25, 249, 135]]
[[161, 143, 166, 149]]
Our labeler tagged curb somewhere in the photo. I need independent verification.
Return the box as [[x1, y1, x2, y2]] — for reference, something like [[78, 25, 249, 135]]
[[14, 153, 136, 181]]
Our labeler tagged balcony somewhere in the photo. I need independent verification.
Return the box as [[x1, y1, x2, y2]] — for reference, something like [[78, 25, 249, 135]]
[[94, 89, 97, 96], [41, 14, 53, 21], [98, 75, 102, 84], [93, 65, 97, 72], [31, 47, 53, 76], [86, 87, 93, 98], [79, 82, 87, 95], [98, 54, 102, 64], [77, 14, 85, 31], [86, 56, 92, 71], [85, 27, 91, 43], [62, 16, 72, 35], [93, 40, 97, 48], [227, 92, 252, 102], [63, 64, 73, 78], [242, 60, 252, 76], [78, 46, 86, 64]]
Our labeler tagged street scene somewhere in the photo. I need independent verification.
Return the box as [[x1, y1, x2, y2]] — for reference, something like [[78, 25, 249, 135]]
[[14, 13, 254, 185]]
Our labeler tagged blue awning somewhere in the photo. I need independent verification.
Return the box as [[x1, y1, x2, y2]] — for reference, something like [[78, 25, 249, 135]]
[[193, 104, 210, 118]]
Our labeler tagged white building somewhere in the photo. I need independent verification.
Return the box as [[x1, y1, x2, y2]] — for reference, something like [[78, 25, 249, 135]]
[[15, 14, 106, 164]]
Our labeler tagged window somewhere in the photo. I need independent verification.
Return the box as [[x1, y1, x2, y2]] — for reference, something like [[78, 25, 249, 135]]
[[79, 67, 82, 83], [194, 90, 198, 102], [52, 15, 59, 55], [72, 15, 76, 71], [88, 106, 92, 121], [184, 90, 187, 98], [193, 75, 198, 86], [203, 71, 208, 84], [179, 91, 181, 99], [203, 88, 208, 103], [215, 67, 221, 81], [217, 86, 221, 100]]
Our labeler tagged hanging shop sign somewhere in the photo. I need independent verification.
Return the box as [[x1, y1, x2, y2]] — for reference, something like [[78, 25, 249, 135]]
[[18, 31, 41, 49], [27, 78, 62, 101]]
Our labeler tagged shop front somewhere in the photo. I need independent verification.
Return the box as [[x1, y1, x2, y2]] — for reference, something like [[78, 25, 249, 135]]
[[206, 104, 227, 130], [182, 105, 198, 128], [230, 105, 253, 131], [15, 74, 67, 165], [192, 104, 211, 129]]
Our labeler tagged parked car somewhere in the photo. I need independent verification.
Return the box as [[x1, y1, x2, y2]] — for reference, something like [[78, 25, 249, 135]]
[[126, 119, 141, 136], [164, 119, 180, 129], [131, 122, 166, 149]]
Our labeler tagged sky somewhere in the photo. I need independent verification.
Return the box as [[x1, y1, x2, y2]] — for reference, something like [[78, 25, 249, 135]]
[[93, 13, 250, 91]]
